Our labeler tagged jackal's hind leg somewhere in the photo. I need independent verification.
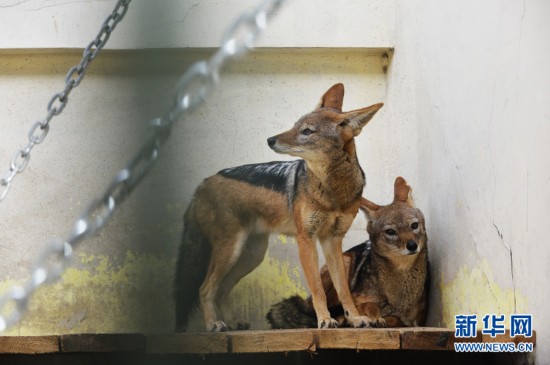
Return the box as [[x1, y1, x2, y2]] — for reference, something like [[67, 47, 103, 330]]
[[217, 233, 269, 330], [199, 230, 250, 332]]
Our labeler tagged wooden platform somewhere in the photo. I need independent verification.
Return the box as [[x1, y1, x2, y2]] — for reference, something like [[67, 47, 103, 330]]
[[0, 328, 536, 354]]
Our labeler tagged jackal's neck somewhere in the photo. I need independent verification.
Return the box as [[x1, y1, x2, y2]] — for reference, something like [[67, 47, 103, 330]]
[[304, 147, 365, 207]]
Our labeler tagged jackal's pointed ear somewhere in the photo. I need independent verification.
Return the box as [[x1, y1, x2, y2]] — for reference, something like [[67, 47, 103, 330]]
[[359, 197, 381, 219], [316, 83, 345, 111], [393, 176, 415, 207], [341, 103, 383, 136]]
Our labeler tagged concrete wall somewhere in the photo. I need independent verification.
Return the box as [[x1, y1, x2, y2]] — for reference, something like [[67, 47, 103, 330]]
[[383, 1, 549, 363], [1, 0, 549, 363], [0, 0, 394, 48], [0, 0, 392, 334]]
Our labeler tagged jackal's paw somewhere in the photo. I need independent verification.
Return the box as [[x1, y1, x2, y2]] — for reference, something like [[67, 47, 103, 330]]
[[207, 320, 228, 332], [346, 315, 373, 328], [226, 319, 250, 331], [370, 317, 387, 328], [318, 317, 339, 329]]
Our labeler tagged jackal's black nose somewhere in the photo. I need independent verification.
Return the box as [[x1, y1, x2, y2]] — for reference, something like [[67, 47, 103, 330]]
[[406, 240, 418, 252], [267, 137, 276, 147]]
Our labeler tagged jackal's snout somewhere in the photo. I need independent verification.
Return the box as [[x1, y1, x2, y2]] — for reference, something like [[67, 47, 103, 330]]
[[266, 133, 303, 155], [266, 135, 282, 152], [406, 240, 418, 254]]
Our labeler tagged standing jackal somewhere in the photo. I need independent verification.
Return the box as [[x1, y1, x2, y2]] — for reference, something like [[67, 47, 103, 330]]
[[174, 83, 383, 332]]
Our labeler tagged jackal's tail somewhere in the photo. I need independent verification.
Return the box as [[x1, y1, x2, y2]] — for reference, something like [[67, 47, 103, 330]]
[[174, 209, 211, 332], [266, 295, 317, 329]]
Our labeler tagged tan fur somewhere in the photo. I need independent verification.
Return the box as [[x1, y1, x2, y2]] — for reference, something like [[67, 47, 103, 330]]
[[320, 177, 429, 327], [176, 83, 383, 331]]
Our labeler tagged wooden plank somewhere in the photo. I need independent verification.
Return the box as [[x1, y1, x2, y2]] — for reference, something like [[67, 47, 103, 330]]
[[402, 327, 482, 350], [60, 333, 145, 353], [0, 336, 59, 354], [229, 329, 316, 353], [401, 328, 538, 351], [317, 328, 401, 350], [0, 328, 537, 355], [482, 329, 536, 347], [147, 333, 228, 354]]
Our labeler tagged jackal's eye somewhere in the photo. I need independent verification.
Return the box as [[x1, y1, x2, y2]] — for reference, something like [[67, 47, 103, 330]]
[[301, 128, 314, 135], [385, 229, 397, 236], [411, 222, 419, 230], [339, 121, 348, 127]]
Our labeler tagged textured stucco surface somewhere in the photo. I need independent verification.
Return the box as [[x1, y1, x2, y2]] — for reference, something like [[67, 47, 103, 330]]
[[0, 48, 390, 334], [382, 2, 549, 363], [1, 1, 549, 364], [0, 0, 394, 49]]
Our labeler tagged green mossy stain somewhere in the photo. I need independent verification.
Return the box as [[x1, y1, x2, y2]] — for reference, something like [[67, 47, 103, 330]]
[[225, 249, 307, 330], [2, 248, 306, 334], [440, 259, 527, 329], [3, 251, 174, 335]]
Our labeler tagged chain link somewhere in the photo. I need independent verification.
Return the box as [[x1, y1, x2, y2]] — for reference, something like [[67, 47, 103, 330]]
[[0, 0, 285, 332], [0, 0, 132, 204]]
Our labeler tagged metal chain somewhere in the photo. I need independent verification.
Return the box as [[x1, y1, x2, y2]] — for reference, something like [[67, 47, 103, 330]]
[[0, 0, 285, 332], [0, 0, 132, 203]]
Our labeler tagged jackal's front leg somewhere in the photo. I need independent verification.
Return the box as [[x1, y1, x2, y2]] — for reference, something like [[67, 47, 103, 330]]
[[296, 234, 338, 329], [320, 237, 373, 328]]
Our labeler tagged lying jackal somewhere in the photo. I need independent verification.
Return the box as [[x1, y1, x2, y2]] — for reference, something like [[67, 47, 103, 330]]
[[267, 177, 430, 328]]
